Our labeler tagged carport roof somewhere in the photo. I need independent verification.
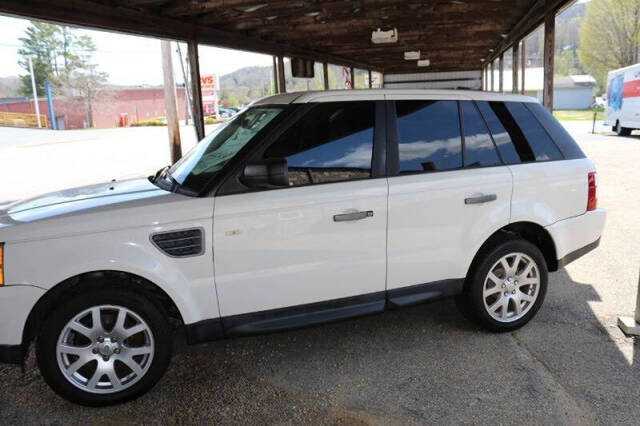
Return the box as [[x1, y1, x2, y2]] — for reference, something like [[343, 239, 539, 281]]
[[0, 0, 570, 74]]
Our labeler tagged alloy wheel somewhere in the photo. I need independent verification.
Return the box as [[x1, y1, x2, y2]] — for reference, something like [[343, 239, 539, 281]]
[[56, 305, 154, 394]]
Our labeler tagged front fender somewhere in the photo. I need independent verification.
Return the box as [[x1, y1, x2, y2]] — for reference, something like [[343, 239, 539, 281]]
[[4, 223, 219, 326]]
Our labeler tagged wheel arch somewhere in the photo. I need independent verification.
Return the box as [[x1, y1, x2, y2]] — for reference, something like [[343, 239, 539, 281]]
[[22, 270, 183, 352], [466, 221, 558, 286]]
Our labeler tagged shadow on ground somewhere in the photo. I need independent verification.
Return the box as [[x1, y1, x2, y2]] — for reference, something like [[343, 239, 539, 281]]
[[1, 269, 639, 424]]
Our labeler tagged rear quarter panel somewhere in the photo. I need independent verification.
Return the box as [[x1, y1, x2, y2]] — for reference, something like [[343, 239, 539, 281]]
[[509, 158, 593, 226]]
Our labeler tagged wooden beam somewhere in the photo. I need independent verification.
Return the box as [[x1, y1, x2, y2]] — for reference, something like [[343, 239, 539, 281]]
[[323, 62, 329, 90], [0, 0, 380, 72], [368, 70, 372, 89], [521, 39, 526, 94], [490, 61, 494, 91], [512, 42, 519, 94], [272, 55, 279, 94], [187, 41, 204, 141], [350, 66, 354, 89], [160, 40, 182, 163], [277, 55, 286, 94], [543, 10, 555, 111], [498, 53, 504, 93]]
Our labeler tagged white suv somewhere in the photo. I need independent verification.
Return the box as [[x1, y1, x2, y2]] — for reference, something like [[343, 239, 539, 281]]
[[0, 90, 605, 405]]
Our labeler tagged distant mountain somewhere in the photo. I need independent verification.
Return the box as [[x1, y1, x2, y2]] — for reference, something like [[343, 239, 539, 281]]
[[0, 76, 21, 98]]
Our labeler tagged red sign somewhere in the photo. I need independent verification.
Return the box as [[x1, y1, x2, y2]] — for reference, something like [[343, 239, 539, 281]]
[[623, 79, 640, 99], [200, 75, 217, 115]]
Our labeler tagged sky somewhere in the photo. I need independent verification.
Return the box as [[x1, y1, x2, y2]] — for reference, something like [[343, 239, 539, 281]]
[[0, 14, 273, 85]]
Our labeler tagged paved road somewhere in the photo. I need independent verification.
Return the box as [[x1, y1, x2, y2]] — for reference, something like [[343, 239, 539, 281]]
[[0, 121, 639, 424]]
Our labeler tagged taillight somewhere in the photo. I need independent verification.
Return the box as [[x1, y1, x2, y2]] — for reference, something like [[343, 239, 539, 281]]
[[587, 172, 597, 211]]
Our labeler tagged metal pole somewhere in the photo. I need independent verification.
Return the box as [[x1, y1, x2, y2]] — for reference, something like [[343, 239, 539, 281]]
[[45, 81, 56, 130], [618, 271, 640, 335], [176, 43, 194, 130], [161, 39, 182, 164], [28, 57, 41, 128], [521, 39, 526, 95]]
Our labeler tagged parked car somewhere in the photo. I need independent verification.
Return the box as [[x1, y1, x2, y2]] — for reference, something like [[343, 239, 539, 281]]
[[0, 90, 605, 405], [604, 63, 640, 136]]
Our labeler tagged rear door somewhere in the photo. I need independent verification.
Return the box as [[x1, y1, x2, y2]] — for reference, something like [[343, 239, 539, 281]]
[[213, 100, 389, 326], [385, 96, 512, 296], [476, 100, 588, 225]]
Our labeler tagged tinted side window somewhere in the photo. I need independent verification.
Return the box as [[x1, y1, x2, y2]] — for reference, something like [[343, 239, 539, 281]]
[[396, 100, 462, 173], [263, 102, 374, 186], [504, 102, 563, 161], [525, 102, 585, 159], [476, 101, 533, 164], [461, 101, 501, 167]]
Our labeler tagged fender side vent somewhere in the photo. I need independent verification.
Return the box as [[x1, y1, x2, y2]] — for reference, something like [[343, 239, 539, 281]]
[[151, 228, 203, 257]]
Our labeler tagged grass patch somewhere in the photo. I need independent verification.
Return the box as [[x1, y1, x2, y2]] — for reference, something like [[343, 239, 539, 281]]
[[553, 110, 604, 121]]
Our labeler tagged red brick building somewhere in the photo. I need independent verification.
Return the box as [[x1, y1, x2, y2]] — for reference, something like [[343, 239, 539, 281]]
[[0, 86, 187, 129]]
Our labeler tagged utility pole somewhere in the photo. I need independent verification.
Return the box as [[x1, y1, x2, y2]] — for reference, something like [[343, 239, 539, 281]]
[[28, 57, 41, 128], [161, 40, 182, 164]]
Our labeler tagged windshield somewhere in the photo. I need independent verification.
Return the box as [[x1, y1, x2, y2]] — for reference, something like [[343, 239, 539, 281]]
[[168, 105, 285, 193]]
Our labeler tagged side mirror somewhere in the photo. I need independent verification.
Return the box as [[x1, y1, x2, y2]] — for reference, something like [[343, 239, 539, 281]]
[[241, 158, 289, 188]]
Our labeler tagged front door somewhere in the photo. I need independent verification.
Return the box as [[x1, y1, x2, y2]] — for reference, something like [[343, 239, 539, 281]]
[[213, 100, 388, 331]]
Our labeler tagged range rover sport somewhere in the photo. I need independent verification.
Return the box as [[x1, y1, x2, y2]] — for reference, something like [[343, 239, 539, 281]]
[[0, 89, 605, 405]]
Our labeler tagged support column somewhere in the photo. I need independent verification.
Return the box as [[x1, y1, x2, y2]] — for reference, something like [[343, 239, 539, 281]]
[[272, 55, 279, 94], [512, 43, 519, 94], [323, 62, 329, 90], [160, 40, 182, 164], [543, 11, 555, 111], [187, 41, 204, 141], [350, 66, 355, 89], [498, 53, 504, 93], [490, 61, 494, 91], [277, 55, 286, 94], [521, 39, 526, 95], [368, 70, 372, 88]]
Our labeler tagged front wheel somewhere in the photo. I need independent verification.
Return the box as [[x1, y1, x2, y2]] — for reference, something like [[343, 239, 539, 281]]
[[615, 121, 632, 136], [463, 239, 548, 332], [36, 286, 171, 405]]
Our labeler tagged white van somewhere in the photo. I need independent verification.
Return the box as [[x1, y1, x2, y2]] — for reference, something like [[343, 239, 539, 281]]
[[604, 63, 640, 136]]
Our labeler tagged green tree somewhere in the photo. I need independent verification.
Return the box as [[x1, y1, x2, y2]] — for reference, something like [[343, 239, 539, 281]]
[[578, 0, 640, 91], [17, 21, 60, 95]]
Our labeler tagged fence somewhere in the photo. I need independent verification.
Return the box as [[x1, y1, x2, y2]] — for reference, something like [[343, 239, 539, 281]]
[[0, 111, 48, 128]]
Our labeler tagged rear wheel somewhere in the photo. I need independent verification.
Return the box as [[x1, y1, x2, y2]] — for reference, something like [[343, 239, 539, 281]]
[[615, 121, 632, 136], [463, 239, 548, 331], [36, 286, 171, 406]]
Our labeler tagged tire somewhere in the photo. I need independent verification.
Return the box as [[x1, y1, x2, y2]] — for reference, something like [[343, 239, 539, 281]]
[[615, 121, 632, 136], [462, 238, 548, 332], [36, 286, 172, 406]]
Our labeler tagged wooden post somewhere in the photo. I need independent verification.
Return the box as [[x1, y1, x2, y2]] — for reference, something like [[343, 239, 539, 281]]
[[277, 55, 286, 94], [498, 53, 504, 93], [350, 66, 355, 89], [187, 41, 204, 141], [368, 70, 372, 88], [323, 62, 329, 90], [490, 61, 494, 91], [161, 40, 182, 164], [521, 39, 526, 95], [272, 56, 279, 94], [543, 11, 555, 111], [512, 43, 519, 94]]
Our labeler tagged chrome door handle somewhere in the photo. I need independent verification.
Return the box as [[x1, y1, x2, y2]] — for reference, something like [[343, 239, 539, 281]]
[[333, 210, 374, 222], [464, 194, 497, 205]]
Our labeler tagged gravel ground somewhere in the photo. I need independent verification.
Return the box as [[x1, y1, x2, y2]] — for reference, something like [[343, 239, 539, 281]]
[[0, 121, 639, 424]]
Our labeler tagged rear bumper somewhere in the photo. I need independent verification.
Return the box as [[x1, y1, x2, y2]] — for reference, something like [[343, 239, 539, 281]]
[[546, 208, 606, 268], [0, 344, 23, 364]]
